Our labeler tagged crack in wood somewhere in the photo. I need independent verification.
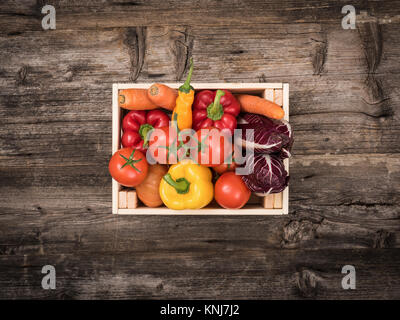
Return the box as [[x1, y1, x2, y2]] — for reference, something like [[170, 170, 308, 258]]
[[230, 50, 246, 55], [2, 11, 38, 18], [361, 97, 390, 106], [7, 31, 23, 36], [123, 26, 146, 82], [147, 73, 166, 78], [342, 201, 394, 207], [113, 1, 141, 6], [362, 75, 393, 117], [358, 22, 383, 73], [291, 109, 392, 119], [311, 33, 327, 75], [170, 27, 194, 81]]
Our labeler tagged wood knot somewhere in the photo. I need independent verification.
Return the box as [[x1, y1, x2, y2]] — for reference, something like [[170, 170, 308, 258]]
[[311, 38, 327, 75], [0, 246, 16, 255], [156, 282, 164, 292], [258, 74, 267, 83], [64, 71, 74, 82], [16, 66, 28, 85], [281, 219, 320, 248], [74, 234, 84, 250], [373, 229, 395, 248], [295, 268, 323, 298]]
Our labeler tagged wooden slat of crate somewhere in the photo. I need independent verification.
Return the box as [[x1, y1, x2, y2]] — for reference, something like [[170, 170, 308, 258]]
[[117, 207, 285, 215], [112, 84, 121, 214], [260, 87, 285, 210], [263, 88, 274, 101], [282, 83, 290, 215], [274, 88, 283, 106], [263, 195, 274, 209], [118, 190, 127, 209], [273, 88, 284, 209], [273, 193, 283, 208], [127, 190, 138, 209], [261, 88, 277, 209]]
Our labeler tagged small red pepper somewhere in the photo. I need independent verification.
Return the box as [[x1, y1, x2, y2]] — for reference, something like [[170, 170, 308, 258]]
[[121, 109, 170, 153], [192, 89, 240, 135]]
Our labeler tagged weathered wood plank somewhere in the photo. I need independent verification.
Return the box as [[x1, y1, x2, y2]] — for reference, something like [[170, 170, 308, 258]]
[[1, 0, 400, 33], [1, 25, 399, 159], [2, 153, 399, 206], [0, 207, 398, 257], [0, 249, 399, 299], [1, 165, 399, 257], [2, 150, 398, 258]]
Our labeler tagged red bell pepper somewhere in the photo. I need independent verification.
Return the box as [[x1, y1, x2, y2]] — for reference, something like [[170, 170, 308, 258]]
[[192, 89, 240, 135], [121, 109, 170, 153]]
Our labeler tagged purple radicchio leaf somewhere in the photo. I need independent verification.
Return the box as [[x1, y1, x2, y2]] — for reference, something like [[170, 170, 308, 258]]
[[236, 113, 293, 158], [241, 153, 289, 195]]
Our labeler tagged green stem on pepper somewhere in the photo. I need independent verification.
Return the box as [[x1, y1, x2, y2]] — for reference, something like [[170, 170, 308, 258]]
[[163, 173, 190, 194], [179, 58, 194, 93], [206, 89, 225, 121], [138, 123, 154, 147]]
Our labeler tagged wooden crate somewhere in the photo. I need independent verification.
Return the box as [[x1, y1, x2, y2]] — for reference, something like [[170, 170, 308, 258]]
[[112, 83, 289, 215]]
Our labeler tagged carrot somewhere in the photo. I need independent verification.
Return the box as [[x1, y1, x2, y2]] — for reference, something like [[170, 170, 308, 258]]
[[118, 89, 158, 110], [236, 94, 285, 120], [147, 83, 178, 111]]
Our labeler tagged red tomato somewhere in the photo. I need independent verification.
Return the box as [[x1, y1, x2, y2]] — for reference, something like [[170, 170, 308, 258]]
[[215, 172, 251, 209], [190, 127, 232, 167], [147, 126, 186, 164], [213, 155, 237, 174], [108, 147, 148, 187]]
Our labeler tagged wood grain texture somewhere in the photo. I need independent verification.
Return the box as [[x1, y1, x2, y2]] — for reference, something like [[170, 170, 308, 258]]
[[0, 0, 400, 299]]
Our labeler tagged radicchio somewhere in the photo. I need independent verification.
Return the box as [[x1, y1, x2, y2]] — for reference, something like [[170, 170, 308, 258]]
[[241, 154, 289, 195], [236, 113, 293, 158]]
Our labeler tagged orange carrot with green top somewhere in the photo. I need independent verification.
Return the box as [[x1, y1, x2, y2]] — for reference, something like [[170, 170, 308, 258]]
[[119, 89, 158, 110], [236, 94, 284, 120], [147, 83, 178, 111]]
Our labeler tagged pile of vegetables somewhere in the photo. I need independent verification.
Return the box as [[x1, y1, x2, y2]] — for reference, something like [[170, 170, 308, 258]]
[[109, 59, 293, 210]]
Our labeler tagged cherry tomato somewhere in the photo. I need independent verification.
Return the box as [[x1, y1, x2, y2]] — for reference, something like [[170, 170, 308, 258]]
[[215, 172, 251, 209], [190, 127, 232, 167], [108, 147, 148, 187]]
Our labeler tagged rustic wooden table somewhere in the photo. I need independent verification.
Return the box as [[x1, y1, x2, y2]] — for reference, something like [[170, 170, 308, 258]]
[[0, 0, 399, 299]]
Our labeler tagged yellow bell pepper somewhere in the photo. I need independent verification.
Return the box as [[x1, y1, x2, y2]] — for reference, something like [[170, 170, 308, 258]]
[[159, 160, 213, 210], [172, 58, 194, 131]]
